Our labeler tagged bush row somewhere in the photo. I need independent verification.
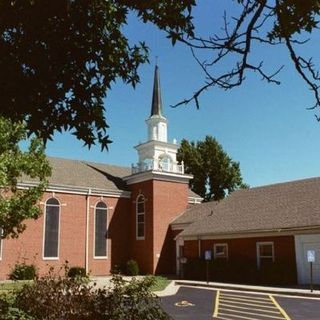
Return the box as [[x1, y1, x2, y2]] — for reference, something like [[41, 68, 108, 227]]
[[9, 259, 141, 281], [0, 268, 170, 320]]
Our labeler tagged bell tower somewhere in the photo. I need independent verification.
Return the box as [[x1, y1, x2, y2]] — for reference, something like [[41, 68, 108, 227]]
[[124, 65, 192, 275], [132, 65, 183, 174]]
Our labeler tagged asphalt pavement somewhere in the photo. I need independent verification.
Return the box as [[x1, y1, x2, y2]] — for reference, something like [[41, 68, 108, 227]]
[[161, 286, 320, 320]]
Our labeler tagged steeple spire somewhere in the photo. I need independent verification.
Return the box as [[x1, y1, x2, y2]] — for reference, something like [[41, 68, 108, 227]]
[[150, 65, 163, 117]]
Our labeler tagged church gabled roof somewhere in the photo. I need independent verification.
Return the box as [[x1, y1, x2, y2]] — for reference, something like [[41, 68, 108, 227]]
[[150, 65, 163, 117], [20, 157, 131, 192], [174, 177, 320, 237]]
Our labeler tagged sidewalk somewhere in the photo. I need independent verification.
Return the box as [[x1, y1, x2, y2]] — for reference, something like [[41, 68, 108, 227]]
[[90, 276, 320, 298], [174, 279, 320, 298]]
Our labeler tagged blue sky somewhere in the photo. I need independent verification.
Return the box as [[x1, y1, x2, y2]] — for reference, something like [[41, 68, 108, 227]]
[[45, 1, 320, 188]]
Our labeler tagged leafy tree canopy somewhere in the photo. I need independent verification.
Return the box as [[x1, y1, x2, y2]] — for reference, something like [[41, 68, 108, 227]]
[[0, 0, 195, 150], [178, 136, 248, 201], [0, 117, 51, 239], [174, 0, 320, 116]]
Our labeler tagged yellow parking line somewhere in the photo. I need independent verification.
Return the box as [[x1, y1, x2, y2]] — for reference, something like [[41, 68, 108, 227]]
[[220, 295, 275, 305], [222, 293, 271, 301], [219, 311, 266, 320], [220, 297, 278, 309], [219, 307, 285, 319], [219, 302, 282, 314], [269, 295, 291, 320], [213, 289, 220, 318]]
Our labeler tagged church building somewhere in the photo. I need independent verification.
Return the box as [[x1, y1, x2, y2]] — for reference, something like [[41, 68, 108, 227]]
[[0, 66, 200, 279], [1, 66, 319, 286]]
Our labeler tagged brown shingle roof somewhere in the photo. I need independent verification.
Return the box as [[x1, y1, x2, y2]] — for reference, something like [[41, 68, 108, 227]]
[[179, 177, 320, 237], [21, 157, 131, 192]]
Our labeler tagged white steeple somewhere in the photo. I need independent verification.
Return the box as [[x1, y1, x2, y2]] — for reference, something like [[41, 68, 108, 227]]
[[132, 65, 184, 175], [146, 65, 168, 142]]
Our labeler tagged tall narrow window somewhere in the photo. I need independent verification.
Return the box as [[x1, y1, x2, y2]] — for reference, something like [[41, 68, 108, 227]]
[[44, 198, 60, 259], [95, 202, 107, 258], [136, 195, 145, 240]]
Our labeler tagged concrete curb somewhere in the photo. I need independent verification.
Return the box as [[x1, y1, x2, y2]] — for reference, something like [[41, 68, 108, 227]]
[[154, 280, 180, 297], [174, 280, 320, 298]]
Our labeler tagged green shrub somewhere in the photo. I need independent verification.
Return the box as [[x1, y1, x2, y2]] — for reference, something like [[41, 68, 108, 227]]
[[7, 268, 170, 320], [9, 264, 37, 281], [67, 266, 89, 284], [126, 259, 139, 276], [67, 266, 87, 278]]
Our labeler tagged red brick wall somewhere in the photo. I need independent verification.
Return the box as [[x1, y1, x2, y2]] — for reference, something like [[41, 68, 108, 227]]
[[127, 181, 155, 274], [183, 235, 297, 284], [152, 180, 189, 275], [0, 192, 131, 279], [127, 179, 189, 275]]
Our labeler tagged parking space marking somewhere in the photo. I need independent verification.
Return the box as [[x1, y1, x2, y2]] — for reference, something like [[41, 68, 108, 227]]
[[219, 303, 282, 314], [213, 290, 220, 318], [213, 290, 291, 320], [269, 295, 291, 320]]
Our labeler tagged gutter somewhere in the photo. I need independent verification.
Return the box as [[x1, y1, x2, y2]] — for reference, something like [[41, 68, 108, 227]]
[[85, 188, 91, 273], [179, 225, 320, 240]]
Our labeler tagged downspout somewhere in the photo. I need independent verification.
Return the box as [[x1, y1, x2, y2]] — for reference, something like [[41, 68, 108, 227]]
[[85, 188, 91, 273], [198, 236, 201, 258]]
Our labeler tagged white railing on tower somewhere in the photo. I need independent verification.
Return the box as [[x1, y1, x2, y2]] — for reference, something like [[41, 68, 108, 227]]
[[131, 160, 184, 174]]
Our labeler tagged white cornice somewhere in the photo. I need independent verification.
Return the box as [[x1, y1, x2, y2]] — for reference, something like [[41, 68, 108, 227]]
[[178, 226, 320, 241], [171, 223, 191, 231], [18, 182, 131, 198], [134, 140, 179, 151], [123, 170, 193, 185]]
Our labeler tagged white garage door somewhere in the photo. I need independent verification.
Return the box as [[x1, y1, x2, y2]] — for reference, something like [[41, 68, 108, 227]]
[[295, 234, 320, 284]]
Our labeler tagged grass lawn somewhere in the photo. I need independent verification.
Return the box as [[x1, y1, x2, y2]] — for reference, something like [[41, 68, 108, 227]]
[[150, 276, 171, 292], [0, 280, 32, 293]]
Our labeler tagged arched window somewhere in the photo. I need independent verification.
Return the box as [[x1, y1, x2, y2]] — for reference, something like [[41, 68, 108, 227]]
[[94, 202, 108, 258], [136, 195, 145, 240], [159, 154, 172, 172], [43, 198, 60, 259]]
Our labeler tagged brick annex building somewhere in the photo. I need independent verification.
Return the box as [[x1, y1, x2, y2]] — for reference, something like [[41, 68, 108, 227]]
[[0, 66, 320, 285]]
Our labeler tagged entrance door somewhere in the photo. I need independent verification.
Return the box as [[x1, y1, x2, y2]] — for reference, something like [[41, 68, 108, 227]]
[[295, 234, 320, 284]]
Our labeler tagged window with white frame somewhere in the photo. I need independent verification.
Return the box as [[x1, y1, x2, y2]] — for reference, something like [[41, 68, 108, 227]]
[[94, 202, 108, 258], [43, 198, 60, 259], [136, 195, 145, 240], [257, 242, 274, 269], [214, 243, 228, 259]]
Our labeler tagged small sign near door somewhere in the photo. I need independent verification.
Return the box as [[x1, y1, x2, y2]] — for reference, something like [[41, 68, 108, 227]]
[[307, 250, 315, 263], [205, 250, 212, 261]]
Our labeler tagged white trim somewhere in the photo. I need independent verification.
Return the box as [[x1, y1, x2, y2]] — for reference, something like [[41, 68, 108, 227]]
[[42, 197, 61, 260], [188, 196, 203, 204], [171, 223, 191, 231], [176, 237, 184, 275], [124, 170, 192, 185], [214, 243, 228, 260], [294, 234, 320, 284], [136, 194, 146, 240], [180, 226, 320, 241], [135, 139, 178, 151], [256, 241, 274, 269], [18, 182, 131, 198], [85, 189, 91, 272], [0, 228, 3, 260], [93, 201, 108, 259]]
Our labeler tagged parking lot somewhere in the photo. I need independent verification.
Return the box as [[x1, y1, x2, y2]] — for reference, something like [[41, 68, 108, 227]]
[[161, 286, 320, 320]]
